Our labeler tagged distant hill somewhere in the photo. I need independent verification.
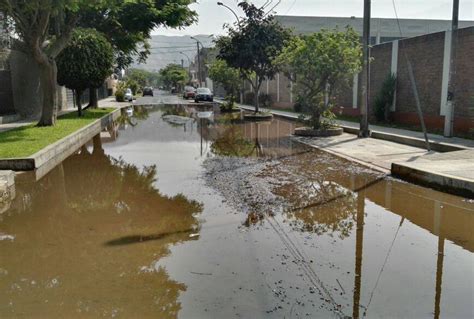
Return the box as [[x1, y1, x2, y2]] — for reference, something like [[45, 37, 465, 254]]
[[132, 34, 215, 72]]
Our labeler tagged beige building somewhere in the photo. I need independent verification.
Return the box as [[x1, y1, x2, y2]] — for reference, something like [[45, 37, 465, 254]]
[[276, 15, 474, 44]]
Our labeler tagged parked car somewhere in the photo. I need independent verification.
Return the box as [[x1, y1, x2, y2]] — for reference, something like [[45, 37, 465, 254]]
[[194, 88, 213, 103], [143, 87, 153, 96], [183, 86, 196, 99], [124, 88, 133, 102]]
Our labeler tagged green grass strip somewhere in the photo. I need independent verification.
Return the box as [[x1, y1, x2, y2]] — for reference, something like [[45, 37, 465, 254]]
[[0, 108, 115, 159]]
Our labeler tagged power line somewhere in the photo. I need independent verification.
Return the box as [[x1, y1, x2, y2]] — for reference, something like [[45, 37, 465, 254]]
[[284, 0, 297, 15]]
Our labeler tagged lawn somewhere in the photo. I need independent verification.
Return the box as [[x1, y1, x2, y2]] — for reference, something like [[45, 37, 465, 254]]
[[0, 108, 115, 158]]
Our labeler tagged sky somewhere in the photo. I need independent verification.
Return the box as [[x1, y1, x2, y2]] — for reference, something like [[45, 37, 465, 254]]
[[153, 0, 474, 36]]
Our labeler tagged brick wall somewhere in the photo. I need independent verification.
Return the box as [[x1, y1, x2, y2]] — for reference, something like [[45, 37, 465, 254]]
[[395, 31, 445, 116], [341, 27, 473, 134], [241, 27, 473, 134], [453, 27, 474, 121], [368, 42, 392, 116]]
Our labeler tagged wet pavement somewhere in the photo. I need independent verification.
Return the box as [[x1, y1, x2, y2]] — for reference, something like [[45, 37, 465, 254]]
[[0, 93, 473, 318]]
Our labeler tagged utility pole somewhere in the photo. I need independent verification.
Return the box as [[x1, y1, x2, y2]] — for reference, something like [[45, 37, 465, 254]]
[[359, 0, 371, 137], [443, 0, 459, 137], [191, 36, 202, 87], [181, 59, 184, 68]]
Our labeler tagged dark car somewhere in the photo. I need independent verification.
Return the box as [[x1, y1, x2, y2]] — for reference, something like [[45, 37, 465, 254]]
[[143, 87, 153, 96], [194, 88, 213, 103], [183, 86, 196, 99]]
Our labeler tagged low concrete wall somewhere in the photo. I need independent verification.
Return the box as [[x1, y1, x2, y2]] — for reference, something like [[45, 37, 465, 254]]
[[392, 162, 474, 198]]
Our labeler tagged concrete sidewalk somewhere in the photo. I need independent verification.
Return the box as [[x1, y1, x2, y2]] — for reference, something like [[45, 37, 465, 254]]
[[233, 102, 474, 151], [230, 100, 474, 197]]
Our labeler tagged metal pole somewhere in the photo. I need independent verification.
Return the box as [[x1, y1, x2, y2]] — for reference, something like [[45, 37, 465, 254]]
[[407, 59, 431, 151], [359, 0, 371, 137], [196, 42, 201, 87], [180, 52, 192, 81], [443, 0, 459, 137]]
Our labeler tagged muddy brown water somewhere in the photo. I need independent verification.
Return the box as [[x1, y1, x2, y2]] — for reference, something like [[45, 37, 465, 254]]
[[0, 105, 473, 318]]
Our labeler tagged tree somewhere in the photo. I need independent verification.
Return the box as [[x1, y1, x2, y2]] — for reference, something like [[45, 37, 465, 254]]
[[276, 28, 362, 129], [208, 59, 241, 109], [1, 0, 196, 125], [0, 0, 100, 125], [78, 0, 197, 106], [126, 68, 162, 89], [56, 29, 113, 116], [159, 64, 188, 91], [216, 2, 290, 113]]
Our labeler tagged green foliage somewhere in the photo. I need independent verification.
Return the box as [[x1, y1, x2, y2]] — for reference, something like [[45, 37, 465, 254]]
[[374, 73, 397, 122], [276, 28, 362, 129], [220, 96, 239, 112], [57, 28, 113, 92], [244, 92, 255, 105], [216, 2, 291, 112], [209, 59, 241, 100], [126, 68, 161, 88], [0, 0, 106, 125], [258, 93, 273, 108], [78, 0, 197, 68], [115, 89, 125, 102], [159, 64, 188, 90], [125, 79, 140, 95]]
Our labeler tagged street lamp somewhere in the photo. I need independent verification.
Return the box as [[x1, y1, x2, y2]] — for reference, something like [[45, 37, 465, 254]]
[[217, 2, 240, 24], [180, 51, 192, 83], [190, 36, 203, 87]]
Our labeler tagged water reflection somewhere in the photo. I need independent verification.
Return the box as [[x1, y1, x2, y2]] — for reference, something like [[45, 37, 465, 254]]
[[0, 135, 203, 317], [117, 105, 150, 129], [260, 149, 473, 318]]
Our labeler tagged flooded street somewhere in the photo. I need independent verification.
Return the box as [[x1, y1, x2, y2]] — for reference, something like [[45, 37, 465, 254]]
[[1, 98, 473, 318]]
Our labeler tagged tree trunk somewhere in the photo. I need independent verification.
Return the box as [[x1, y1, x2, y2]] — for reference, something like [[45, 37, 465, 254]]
[[87, 87, 99, 109], [75, 89, 83, 117], [92, 134, 104, 155], [37, 58, 58, 126]]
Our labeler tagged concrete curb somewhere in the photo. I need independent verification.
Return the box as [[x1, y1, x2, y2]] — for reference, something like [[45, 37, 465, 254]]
[[292, 138, 390, 175], [0, 108, 121, 171], [0, 114, 21, 124], [392, 162, 474, 198]]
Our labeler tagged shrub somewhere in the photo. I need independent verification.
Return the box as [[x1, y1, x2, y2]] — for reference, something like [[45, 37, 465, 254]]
[[220, 95, 237, 111], [126, 79, 140, 95], [374, 73, 397, 122], [244, 92, 255, 105], [258, 93, 273, 108], [115, 89, 125, 102]]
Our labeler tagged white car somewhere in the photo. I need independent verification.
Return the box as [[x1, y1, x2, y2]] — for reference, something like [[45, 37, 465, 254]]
[[124, 88, 133, 102]]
